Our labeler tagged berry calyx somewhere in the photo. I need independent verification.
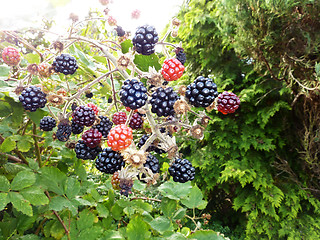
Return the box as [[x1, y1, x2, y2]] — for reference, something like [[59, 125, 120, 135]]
[[72, 105, 96, 127], [185, 76, 218, 108], [107, 124, 133, 151], [119, 79, 148, 110], [52, 54, 78, 75], [95, 147, 125, 174], [87, 103, 99, 115], [82, 128, 102, 148], [19, 86, 47, 112], [216, 91, 240, 114], [132, 25, 159, 55], [169, 158, 195, 183], [40, 116, 56, 131], [2, 47, 21, 66], [112, 111, 127, 125], [161, 58, 184, 81]]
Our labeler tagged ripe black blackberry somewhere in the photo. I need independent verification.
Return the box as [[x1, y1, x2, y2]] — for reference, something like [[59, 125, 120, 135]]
[[72, 105, 96, 127], [40, 116, 56, 131], [119, 178, 133, 197], [71, 119, 84, 134], [52, 54, 78, 75], [169, 158, 195, 183], [108, 97, 112, 103], [93, 115, 113, 138], [95, 147, 125, 174], [85, 92, 93, 98], [115, 26, 125, 37], [56, 122, 72, 142], [75, 140, 102, 160], [19, 86, 47, 112], [129, 113, 143, 129], [144, 154, 160, 174], [132, 25, 159, 55], [71, 102, 78, 111], [185, 76, 218, 108], [119, 79, 148, 110], [175, 48, 186, 65], [137, 134, 165, 154], [150, 87, 179, 117]]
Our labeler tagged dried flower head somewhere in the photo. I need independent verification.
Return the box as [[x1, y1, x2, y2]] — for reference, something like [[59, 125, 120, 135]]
[[27, 64, 39, 75], [52, 41, 64, 52], [190, 124, 204, 140], [122, 148, 147, 168], [48, 94, 65, 106], [69, 13, 79, 22], [57, 88, 68, 97], [117, 54, 132, 70], [38, 63, 55, 78], [174, 99, 190, 115], [146, 66, 163, 87], [14, 86, 25, 95], [167, 145, 179, 159], [201, 115, 211, 127], [206, 100, 216, 112], [178, 85, 187, 96], [171, 30, 178, 38], [172, 18, 181, 27]]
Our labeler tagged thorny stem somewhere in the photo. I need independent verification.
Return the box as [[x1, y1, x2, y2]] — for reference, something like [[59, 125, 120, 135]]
[[21, 118, 31, 136], [140, 133, 157, 152], [107, 59, 119, 112], [125, 110, 134, 126], [289, 70, 319, 91], [0, 152, 24, 164], [47, 105, 58, 121], [157, 41, 177, 49], [130, 196, 162, 202], [33, 123, 42, 167]]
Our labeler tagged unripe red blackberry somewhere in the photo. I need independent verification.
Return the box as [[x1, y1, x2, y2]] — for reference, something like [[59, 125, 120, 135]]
[[82, 128, 102, 148], [2, 46, 21, 66], [111, 171, 121, 190], [40, 116, 56, 131], [19, 86, 47, 112], [87, 103, 99, 115], [129, 113, 143, 129], [72, 105, 96, 127], [95, 147, 125, 174], [52, 54, 78, 75], [132, 25, 159, 55], [75, 140, 102, 160], [169, 158, 195, 183], [216, 91, 240, 114], [119, 79, 148, 110], [185, 76, 218, 108], [112, 111, 127, 125]]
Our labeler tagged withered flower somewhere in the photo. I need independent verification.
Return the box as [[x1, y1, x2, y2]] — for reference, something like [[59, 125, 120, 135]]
[[174, 99, 190, 115], [190, 124, 204, 140]]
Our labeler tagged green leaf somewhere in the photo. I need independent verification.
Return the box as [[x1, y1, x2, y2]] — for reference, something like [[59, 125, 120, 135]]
[[11, 170, 36, 191], [64, 177, 81, 199], [20, 186, 49, 206], [0, 65, 10, 77], [161, 197, 177, 218], [0, 136, 16, 152], [111, 203, 124, 220], [181, 185, 207, 210], [126, 215, 151, 240], [149, 216, 173, 234], [9, 192, 33, 216], [0, 193, 9, 211], [164, 232, 187, 240], [133, 179, 146, 191], [16, 135, 33, 152], [78, 226, 103, 240], [134, 53, 161, 72], [0, 175, 10, 192], [17, 234, 40, 240], [39, 167, 67, 195], [77, 209, 95, 231], [173, 208, 187, 220], [158, 181, 192, 200], [187, 230, 227, 240], [315, 62, 320, 76], [27, 109, 47, 125], [96, 203, 109, 218], [102, 230, 125, 239], [0, 100, 11, 117], [24, 53, 40, 64], [50, 220, 65, 239], [121, 39, 133, 54], [49, 196, 69, 211]]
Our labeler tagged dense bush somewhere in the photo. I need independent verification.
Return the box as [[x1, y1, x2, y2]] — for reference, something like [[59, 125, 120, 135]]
[[173, 0, 320, 238]]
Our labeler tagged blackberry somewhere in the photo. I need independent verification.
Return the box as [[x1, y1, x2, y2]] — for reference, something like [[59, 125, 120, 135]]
[[82, 128, 102, 148], [132, 25, 159, 55], [93, 115, 113, 138], [150, 87, 179, 117], [75, 140, 102, 160], [71, 119, 84, 134], [115, 26, 125, 37], [56, 122, 72, 142], [119, 79, 148, 110], [169, 158, 195, 183], [119, 178, 133, 197], [175, 48, 186, 65], [95, 147, 125, 174], [111, 171, 121, 190], [185, 76, 218, 108], [216, 91, 240, 114], [40, 116, 56, 131], [108, 97, 113, 103], [137, 134, 165, 154], [129, 113, 143, 129], [71, 102, 78, 111], [112, 111, 127, 125], [72, 105, 96, 127], [19, 86, 47, 112], [144, 154, 160, 174], [52, 53, 78, 75], [85, 92, 93, 98]]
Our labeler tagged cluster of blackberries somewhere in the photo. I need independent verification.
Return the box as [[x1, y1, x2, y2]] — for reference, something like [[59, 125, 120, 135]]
[[119, 79, 148, 110], [52, 54, 78, 75], [185, 76, 218, 108], [169, 158, 195, 183], [19, 86, 47, 112], [150, 87, 179, 117], [132, 25, 159, 55], [95, 148, 125, 174]]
